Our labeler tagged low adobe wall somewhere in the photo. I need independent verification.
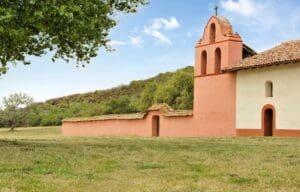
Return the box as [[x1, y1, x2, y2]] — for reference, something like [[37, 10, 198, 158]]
[[159, 115, 198, 137], [62, 110, 200, 137], [62, 107, 242, 137], [62, 118, 150, 137]]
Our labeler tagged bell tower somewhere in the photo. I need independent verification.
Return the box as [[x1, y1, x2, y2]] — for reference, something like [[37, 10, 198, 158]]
[[193, 16, 243, 136]]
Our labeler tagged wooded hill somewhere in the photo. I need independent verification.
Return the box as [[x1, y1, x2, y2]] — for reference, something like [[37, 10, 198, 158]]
[[0, 66, 194, 127]]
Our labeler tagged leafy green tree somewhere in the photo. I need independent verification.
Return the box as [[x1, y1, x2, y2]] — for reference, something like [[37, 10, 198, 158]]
[[0, 109, 5, 128], [175, 89, 193, 109], [138, 82, 157, 111], [154, 71, 193, 109], [103, 96, 137, 114], [172, 71, 193, 109], [2, 93, 34, 130], [40, 107, 64, 126], [26, 111, 42, 127], [0, 0, 147, 75], [24, 104, 42, 127], [154, 84, 174, 104]]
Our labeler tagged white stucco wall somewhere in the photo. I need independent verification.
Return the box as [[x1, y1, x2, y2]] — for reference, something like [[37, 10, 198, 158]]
[[236, 63, 300, 130]]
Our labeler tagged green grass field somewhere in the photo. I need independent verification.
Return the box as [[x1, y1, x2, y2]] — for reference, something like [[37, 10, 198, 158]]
[[0, 127, 299, 192]]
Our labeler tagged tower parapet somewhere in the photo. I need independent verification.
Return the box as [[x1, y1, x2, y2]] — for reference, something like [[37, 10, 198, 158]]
[[195, 16, 243, 77]]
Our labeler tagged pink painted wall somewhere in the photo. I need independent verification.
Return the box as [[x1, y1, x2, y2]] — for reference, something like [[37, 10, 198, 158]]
[[193, 74, 237, 136], [62, 110, 196, 137], [159, 116, 197, 137], [62, 119, 150, 137]]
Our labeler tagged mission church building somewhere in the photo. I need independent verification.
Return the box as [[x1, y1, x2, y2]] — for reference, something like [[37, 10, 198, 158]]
[[62, 15, 300, 137]]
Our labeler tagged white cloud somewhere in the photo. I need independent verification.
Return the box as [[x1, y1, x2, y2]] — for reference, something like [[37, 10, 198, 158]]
[[144, 17, 180, 46], [108, 40, 126, 46], [151, 17, 180, 30], [186, 32, 192, 38], [220, 0, 278, 30], [220, 0, 259, 17], [129, 36, 144, 48], [144, 28, 172, 45]]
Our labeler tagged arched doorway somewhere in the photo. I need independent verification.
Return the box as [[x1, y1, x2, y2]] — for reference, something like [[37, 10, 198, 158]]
[[262, 105, 275, 136], [152, 116, 160, 137]]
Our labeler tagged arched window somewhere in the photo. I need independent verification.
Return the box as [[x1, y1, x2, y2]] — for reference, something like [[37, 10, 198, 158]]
[[265, 81, 273, 97], [210, 23, 216, 43], [201, 51, 207, 75], [215, 48, 221, 74]]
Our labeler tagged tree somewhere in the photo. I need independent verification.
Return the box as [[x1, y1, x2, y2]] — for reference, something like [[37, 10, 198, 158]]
[[102, 96, 137, 114], [0, 0, 147, 75], [154, 71, 193, 109], [2, 93, 33, 131], [0, 108, 5, 128], [138, 82, 157, 111]]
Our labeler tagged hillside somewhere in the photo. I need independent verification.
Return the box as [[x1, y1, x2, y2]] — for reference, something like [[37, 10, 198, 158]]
[[0, 66, 194, 127]]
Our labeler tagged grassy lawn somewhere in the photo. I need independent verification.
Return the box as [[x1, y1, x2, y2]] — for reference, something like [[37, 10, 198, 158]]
[[0, 127, 299, 192]]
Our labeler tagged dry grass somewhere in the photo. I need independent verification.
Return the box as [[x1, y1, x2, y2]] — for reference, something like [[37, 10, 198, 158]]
[[0, 127, 299, 192]]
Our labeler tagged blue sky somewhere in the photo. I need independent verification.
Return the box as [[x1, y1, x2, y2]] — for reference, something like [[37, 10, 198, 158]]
[[1, 0, 300, 103]]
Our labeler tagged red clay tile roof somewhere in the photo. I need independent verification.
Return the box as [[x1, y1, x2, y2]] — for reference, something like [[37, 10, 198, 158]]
[[224, 40, 300, 72], [63, 103, 193, 122]]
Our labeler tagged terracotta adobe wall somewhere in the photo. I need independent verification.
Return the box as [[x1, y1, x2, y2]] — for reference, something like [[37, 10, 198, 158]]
[[159, 115, 196, 137], [62, 118, 150, 137], [62, 110, 197, 137], [193, 74, 237, 136]]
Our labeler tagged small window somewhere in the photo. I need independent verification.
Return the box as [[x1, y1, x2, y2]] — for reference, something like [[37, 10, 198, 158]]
[[201, 51, 207, 75], [210, 23, 216, 43], [265, 81, 273, 97]]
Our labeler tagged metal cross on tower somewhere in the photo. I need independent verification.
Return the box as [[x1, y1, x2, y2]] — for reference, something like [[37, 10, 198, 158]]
[[214, 5, 218, 16]]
